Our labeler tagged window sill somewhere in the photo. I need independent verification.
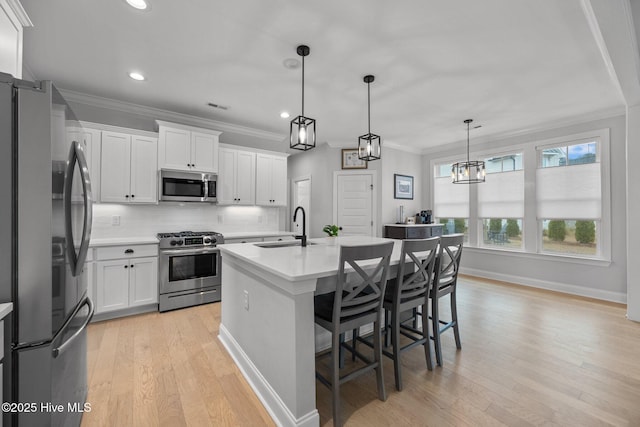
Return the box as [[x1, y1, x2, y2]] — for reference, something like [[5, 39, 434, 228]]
[[465, 246, 612, 267]]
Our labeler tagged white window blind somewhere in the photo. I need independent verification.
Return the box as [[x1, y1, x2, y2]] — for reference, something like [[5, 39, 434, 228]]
[[477, 170, 524, 218], [433, 176, 469, 218], [536, 162, 601, 219]]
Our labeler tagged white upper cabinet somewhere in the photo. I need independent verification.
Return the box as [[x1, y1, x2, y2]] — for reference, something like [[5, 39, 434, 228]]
[[255, 153, 287, 206], [218, 147, 255, 205], [100, 131, 157, 204], [0, 0, 31, 79], [156, 121, 221, 173]]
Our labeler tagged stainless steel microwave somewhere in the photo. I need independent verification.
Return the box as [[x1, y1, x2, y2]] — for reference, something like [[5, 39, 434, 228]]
[[159, 170, 217, 203]]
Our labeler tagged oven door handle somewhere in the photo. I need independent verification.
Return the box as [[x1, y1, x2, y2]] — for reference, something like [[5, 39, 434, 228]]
[[161, 248, 220, 255]]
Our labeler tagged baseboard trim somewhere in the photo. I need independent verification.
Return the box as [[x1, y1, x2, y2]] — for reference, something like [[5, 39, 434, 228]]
[[461, 268, 626, 304], [91, 303, 158, 322], [218, 324, 319, 427]]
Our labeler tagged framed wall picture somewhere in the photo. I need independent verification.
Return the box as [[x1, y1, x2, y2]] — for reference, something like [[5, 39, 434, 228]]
[[394, 174, 414, 199], [341, 149, 368, 169]]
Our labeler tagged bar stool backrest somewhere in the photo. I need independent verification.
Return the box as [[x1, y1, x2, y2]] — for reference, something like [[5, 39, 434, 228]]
[[394, 237, 440, 303], [434, 234, 464, 290], [334, 242, 394, 323]]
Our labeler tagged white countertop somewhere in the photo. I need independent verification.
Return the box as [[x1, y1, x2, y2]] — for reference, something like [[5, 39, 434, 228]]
[[90, 236, 159, 247], [222, 230, 295, 239], [0, 302, 13, 319], [384, 223, 442, 227], [219, 236, 404, 282]]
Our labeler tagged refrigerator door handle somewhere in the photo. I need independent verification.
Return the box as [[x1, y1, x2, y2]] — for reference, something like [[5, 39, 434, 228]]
[[52, 296, 94, 358], [64, 139, 94, 277]]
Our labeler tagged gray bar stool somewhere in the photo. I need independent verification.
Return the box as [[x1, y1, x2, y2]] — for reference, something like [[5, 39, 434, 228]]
[[354, 237, 439, 391], [314, 241, 393, 427], [430, 233, 464, 366]]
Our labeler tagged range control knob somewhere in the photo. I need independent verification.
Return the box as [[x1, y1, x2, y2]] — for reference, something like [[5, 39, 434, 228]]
[[170, 240, 178, 246], [203, 237, 212, 244], [176, 240, 184, 246], [211, 237, 217, 244]]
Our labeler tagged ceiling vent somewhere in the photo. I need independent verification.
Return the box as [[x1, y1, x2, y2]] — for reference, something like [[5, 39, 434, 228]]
[[207, 102, 229, 111]]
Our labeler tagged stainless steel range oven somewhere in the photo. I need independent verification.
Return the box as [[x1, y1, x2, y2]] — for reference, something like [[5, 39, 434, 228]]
[[157, 231, 224, 312]]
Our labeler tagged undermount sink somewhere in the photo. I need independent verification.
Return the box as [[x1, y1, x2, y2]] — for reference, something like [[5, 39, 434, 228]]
[[254, 240, 318, 248]]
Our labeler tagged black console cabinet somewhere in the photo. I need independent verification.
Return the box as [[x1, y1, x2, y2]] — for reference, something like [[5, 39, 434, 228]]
[[384, 224, 444, 239]]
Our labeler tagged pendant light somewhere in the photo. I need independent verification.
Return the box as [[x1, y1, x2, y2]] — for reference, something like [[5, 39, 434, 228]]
[[358, 75, 381, 161], [290, 45, 316, 151], [452, 119, 485, 184]]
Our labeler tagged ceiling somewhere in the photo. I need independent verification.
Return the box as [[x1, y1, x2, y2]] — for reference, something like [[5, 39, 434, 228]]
[[20, 0, 624, 151]]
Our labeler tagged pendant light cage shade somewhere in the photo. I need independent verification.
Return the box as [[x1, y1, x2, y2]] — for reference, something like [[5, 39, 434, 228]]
[[358, 133, 381, 161], [290, 44, 316, 151], [290, 115, 316, 151], [452, 118, 485, 184], [451, 159, 485, 184], [358, 74, 381, 161]]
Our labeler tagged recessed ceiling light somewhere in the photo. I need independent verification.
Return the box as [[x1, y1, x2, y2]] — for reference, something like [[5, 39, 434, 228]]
[[283, 58, 300, 69], [128, 71, 146, 81], [125, 0, 149, 10], [280, 112, 290, 119]]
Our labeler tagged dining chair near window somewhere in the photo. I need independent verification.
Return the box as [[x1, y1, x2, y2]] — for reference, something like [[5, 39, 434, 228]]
[[314, 241, 393, 427], [430, 233, 464, 366]]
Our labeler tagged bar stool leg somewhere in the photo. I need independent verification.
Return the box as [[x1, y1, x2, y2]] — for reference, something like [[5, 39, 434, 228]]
[[391, 308, 403, 391], [351, 328, 358, 361], [432, 294, 443, 366], [451, 291, 462, 350], [332, 330, 342, 427], [373, 319, 387, 402], [421, 303, 433, 371]]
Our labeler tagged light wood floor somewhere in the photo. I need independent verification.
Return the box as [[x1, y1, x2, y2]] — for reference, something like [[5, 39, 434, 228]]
[[81, 276, 640, 427]]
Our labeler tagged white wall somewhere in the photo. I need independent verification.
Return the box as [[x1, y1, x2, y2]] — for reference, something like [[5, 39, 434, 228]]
[[423, 114, 627, 302], [380, 147, 424, 228], [91, 203, 284, 239]]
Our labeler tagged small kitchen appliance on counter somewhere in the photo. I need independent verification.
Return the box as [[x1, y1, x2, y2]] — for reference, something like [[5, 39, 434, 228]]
[[415, 210, 433, 224], [157, 231, 225, 312]]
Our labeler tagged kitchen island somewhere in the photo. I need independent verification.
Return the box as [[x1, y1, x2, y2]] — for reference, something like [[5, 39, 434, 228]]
[[218, 236, 404, 427]]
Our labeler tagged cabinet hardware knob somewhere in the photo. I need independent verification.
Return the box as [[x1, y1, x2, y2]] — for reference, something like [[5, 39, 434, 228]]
[[131, 194, 135, 198], [125, 195, 129, 198], [125, 249, 134, 254], [130, 264, 134, 268], [124, 265, 128, 268]]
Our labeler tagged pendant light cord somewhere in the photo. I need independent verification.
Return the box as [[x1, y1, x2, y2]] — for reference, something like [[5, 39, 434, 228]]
[[301, 54, 305, 117], [466, 120, 470, 163], [367, 81, 371, 134]]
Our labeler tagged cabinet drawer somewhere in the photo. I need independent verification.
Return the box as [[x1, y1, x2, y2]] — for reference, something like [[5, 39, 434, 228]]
[[406, 227, 430, 239], [223, 237, 263, 244], [96, 244, 158, 261], [262, 235, 295, 242]]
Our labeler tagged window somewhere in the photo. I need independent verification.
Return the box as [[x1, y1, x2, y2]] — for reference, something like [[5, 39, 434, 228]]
[[478, 153, 524, 249], [433, 162, 468, 241], [537, 139, 601, 257]]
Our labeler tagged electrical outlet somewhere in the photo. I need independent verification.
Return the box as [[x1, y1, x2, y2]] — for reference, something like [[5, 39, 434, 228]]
[[111, 215, 120, 226], [243, 290, 249, 310]]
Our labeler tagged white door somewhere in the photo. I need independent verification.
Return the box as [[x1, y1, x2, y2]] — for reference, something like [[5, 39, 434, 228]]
[[129, 136, 158, 203], [129, 257, 158, 306], [217, 147, 236, 204], [95, 260, 130, 313], [191, 131, 217, 173], [235, 150, 256, 205], [100, 131, 131, 203], [255, 154, 272, 205], [271, 156, 288, 206], [336, 174, 374, 236], [159, 127, 191, 171], [292, 177, 311, 237]]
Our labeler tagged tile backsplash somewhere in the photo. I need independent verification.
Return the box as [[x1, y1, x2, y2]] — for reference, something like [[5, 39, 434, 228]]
[[91, 203, 286, 238]]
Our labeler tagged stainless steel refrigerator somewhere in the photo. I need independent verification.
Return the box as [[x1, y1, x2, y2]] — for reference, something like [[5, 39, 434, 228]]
[[0, 73, 94, 426]]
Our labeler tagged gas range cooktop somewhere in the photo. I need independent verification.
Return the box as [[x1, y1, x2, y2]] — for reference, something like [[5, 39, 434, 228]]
[[157, 231, 224, 249]]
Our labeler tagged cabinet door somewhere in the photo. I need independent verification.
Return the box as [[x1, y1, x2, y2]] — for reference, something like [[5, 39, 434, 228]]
[[158, 127, 191, 171], [129, 257, 158, 306], [191, 131, 218, 173], [255, 154, 272, 205], [100, 131, 131, 203], [217, 148, 236, 204], [84, 262, 94, 305], [96, 260, 130, 313], [130, 136, 158, 203], [235, 150, 256, 205], [270, 156, 287, 206]]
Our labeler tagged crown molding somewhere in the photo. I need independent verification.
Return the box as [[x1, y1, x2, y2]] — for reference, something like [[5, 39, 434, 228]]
[[421, 106, 626, 156], [57, 88, 286, 142], [3, 0, 33, 27]]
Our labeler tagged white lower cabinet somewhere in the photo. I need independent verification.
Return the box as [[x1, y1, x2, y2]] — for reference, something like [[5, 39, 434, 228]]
[[94, 244, 158, 315]]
